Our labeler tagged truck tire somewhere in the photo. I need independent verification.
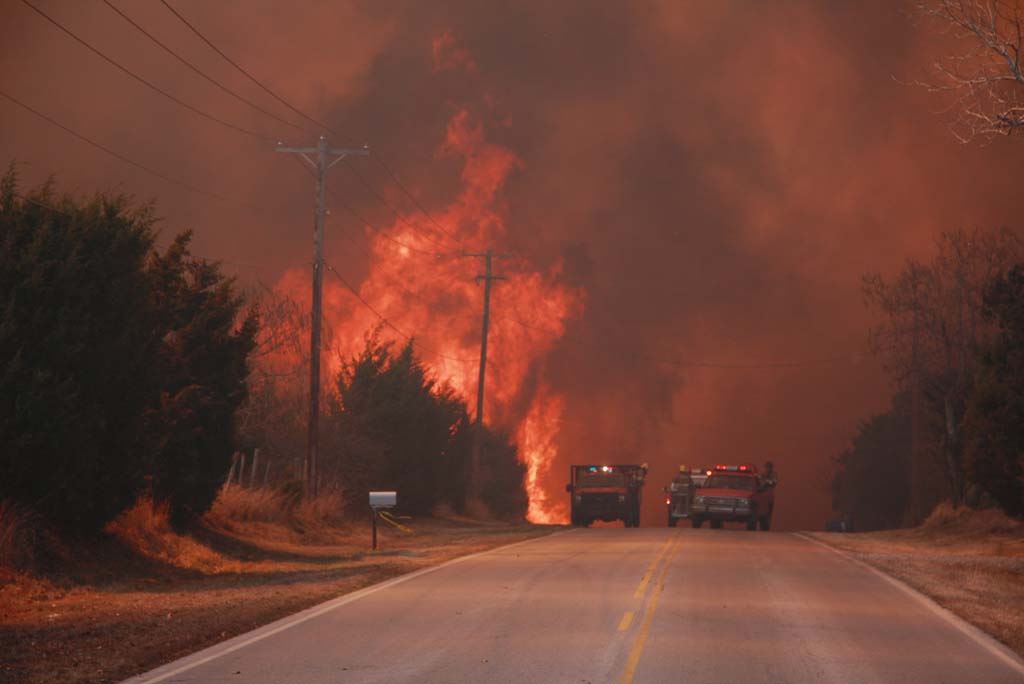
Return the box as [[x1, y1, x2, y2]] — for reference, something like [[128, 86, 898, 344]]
[[691, 517, 703, 529], [710, 519, 723, 530], [668, 514, 678, 528], [759, 514, 772, 531], [746, 516, 757, 531]]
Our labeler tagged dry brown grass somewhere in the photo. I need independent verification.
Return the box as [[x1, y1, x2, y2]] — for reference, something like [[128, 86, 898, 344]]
[[921, 501, 1024, 540], [811, 502, 1024, 658], [207, 484, 289, 522], [104, 496, 241, 574]]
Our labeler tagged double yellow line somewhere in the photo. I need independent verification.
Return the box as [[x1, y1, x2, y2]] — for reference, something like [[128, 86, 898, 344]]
[[619, 534, 681, 683]]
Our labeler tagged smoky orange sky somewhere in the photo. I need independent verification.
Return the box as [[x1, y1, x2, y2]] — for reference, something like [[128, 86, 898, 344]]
[[3, 1, 1022, 530]]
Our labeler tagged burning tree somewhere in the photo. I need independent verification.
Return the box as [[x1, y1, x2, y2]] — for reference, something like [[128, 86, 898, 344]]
[[914, 0, 1024, 141], [322, 334, 525, 518]]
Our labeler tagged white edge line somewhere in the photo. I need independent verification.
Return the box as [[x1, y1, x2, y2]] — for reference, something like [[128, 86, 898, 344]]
[[123, 528, 574, 684], [793, 531, 1024, 677]]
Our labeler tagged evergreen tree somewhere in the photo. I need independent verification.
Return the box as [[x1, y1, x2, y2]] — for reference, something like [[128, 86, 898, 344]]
[[145, 232, 258, 527], [326, 334, 526, 518], [0, 170, 157, 533], [0, 169, 258, 532]]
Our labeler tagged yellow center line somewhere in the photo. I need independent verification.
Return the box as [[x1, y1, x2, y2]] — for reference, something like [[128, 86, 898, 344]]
[[618, 611, 635, 632], [620, 536, 681, 684], [633, 536, 674, 600]]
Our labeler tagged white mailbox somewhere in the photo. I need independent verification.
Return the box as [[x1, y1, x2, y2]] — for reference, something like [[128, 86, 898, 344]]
[[369, 490, 397, 509]]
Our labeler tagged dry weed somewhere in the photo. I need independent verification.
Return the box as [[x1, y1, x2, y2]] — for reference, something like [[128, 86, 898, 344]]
[[105, 496, 231, 573], [207, 484, 288, 523], [923, 501, 1024, 537]]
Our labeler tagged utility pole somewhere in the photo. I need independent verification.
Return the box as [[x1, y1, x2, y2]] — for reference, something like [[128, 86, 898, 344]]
[[462, 250, 508, 500], [277, 136, 368, 497]]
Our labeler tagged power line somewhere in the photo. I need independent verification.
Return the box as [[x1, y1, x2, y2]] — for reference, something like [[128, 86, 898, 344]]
[[155, 0, 470, 252], [342, 160, 458, 250], [157, 0, 333, 135], [20, 0, 276, 144], [100, 0, 307, 136], [372, 153, 465, 247], [287, 154, 451, 259], [324, 262, 479, 365], [333, 188, 455, 258], [0, 89, 236, 202]]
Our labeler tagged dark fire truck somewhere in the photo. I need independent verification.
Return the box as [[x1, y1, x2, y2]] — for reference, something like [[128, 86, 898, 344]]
[[566, 464, 646, 527]]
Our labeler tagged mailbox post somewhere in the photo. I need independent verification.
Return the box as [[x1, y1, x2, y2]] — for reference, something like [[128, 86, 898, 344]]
[[368, 491, 397, 550]]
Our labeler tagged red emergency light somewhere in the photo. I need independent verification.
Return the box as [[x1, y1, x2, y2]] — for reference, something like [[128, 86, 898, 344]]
[[714, 464, 757, 473]]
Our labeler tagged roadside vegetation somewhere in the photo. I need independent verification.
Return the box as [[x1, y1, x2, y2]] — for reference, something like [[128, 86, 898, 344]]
[[832, 0, 1024, 531], [0, 169, 536, 683]]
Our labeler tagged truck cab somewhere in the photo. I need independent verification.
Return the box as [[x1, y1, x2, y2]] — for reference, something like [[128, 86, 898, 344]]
[[566, 464, 646, 528], [689, 464, 774, 531]]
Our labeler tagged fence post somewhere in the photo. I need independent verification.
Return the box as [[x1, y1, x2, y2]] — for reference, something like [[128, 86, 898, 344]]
[[250, 448, 260, 489], [264, 461, 271, 486], [238, 452, 248, 487], [226, 452, 238, 487]]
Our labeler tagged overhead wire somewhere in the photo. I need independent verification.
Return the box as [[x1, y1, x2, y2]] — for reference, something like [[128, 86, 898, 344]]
[[324, 261, 481, 366], [156, 0, 468, 251], [157, 0, 333, 134], [0, 89, 241, 203], [99, 0, 308, 136], [19, 0, 278, 144], [371, 153, 465, 247], [19, 2, 856, 373], [342, 159, 461, 250], [284, 154, 449, 258]]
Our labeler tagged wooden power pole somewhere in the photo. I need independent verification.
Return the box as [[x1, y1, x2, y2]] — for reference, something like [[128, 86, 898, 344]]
[[276, 137, 368, 497], [462, 250, 507, 499]]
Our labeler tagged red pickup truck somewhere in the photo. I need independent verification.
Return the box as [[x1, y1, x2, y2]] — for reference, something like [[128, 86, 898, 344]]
[[689, 464, 775, 531]]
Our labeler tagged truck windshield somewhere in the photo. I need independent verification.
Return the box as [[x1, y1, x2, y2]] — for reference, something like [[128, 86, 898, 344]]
[[576, 472, 627, 488], [704, 475, 755, 491]]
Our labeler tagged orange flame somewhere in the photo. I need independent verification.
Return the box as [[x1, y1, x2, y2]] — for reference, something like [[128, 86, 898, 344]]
[[517, 385, 569, 524], [263, 35, 581, 520]]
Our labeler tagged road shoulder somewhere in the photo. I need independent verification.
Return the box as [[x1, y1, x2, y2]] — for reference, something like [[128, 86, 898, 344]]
[[799, 529, 1024, 671]]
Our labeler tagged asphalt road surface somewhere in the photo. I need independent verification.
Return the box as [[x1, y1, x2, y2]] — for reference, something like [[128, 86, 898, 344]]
[[126, 528, 1024, 684]]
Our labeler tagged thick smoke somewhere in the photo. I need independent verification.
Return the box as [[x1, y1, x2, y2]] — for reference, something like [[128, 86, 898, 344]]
[[3, 1, 1023, 529]]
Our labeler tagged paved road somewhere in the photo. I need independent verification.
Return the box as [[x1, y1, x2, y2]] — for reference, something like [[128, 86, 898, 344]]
[[126, 528, 1024, 683]]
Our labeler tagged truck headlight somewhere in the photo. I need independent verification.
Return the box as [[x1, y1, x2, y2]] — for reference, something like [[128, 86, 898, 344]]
[[574, 495, 581, 503], [736, 499, 751, 507], [694, 496, 705, 505], [618, 494, 625, 503]]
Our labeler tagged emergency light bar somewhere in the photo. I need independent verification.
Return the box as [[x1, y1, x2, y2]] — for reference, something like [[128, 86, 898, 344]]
[[713, 464, 757, 473]]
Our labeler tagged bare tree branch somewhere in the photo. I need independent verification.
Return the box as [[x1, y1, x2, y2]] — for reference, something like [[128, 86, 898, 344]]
[[914, 0, 1024, 142]]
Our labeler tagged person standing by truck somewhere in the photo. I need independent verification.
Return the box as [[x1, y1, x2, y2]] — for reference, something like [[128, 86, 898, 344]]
[[666, 465, 695, 527], [762, 461, 778, 489]]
